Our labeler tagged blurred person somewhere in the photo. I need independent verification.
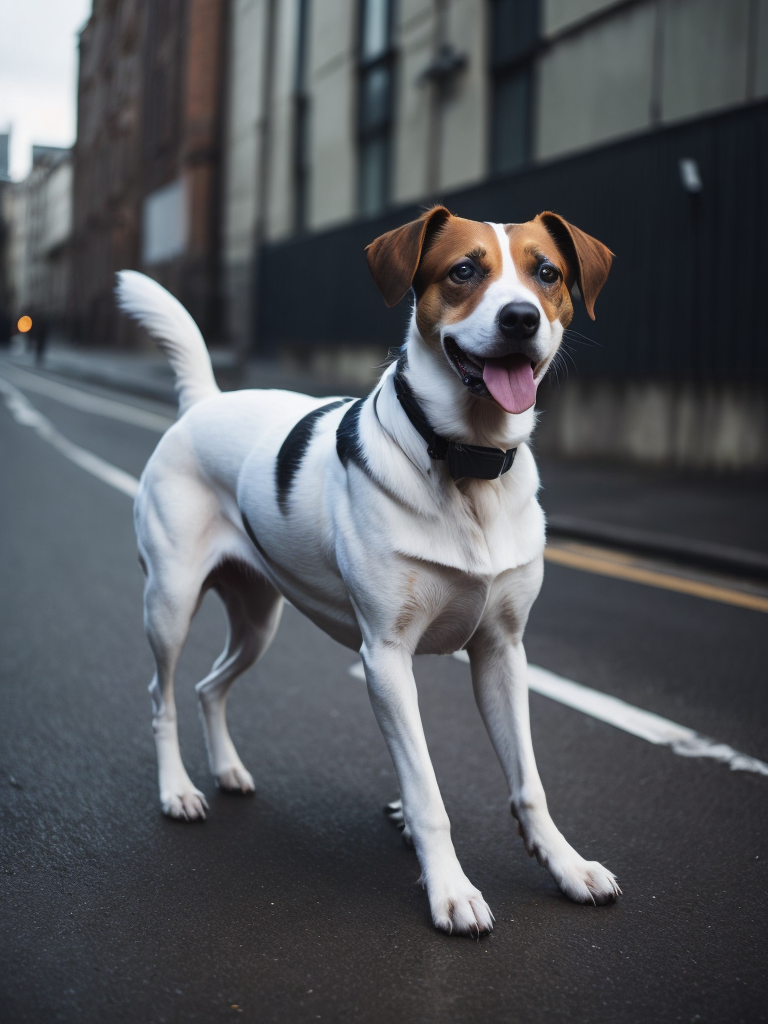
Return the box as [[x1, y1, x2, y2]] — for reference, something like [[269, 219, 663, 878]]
[[0, 309, 12, 348], [32, 312, 49, 365]]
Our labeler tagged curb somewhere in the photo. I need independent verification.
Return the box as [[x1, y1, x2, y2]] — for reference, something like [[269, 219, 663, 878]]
[[29, 355, 367, 405], [546, 514, 768, 584]]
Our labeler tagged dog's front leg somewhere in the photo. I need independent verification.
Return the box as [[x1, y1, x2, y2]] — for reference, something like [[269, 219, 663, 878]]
[[361, 641, 494, 934], [468, 632, 620, 904]]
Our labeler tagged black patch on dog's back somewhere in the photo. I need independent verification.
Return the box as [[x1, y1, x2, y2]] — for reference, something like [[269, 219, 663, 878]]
[[336, 398, 369, 472], [276, 400, 350, 514]]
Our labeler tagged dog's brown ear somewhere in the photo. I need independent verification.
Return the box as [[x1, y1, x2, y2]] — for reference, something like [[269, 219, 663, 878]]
[[365, 206, 452, 307], [537, 212, 613, 320]]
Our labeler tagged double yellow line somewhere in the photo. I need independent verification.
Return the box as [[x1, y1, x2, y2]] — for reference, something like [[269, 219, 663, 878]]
[[545, 541, 768, 614]]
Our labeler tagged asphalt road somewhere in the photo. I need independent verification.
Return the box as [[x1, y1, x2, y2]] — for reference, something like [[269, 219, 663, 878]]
[[1, 364, 767, 1024]]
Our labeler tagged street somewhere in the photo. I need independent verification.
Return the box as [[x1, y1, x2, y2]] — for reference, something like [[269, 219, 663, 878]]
[[1, 360, 767, 1024]]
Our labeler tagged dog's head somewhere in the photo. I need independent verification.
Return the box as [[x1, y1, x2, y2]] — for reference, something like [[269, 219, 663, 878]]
[[366, 207, 612, 415]]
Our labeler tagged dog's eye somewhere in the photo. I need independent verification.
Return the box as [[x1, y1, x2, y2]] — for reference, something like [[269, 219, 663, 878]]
[[450, 262, 476, 283], [538, 263, 560, 284]]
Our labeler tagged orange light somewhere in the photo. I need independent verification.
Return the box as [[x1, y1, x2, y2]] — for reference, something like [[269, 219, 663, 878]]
[[17, 315, 33, 333]]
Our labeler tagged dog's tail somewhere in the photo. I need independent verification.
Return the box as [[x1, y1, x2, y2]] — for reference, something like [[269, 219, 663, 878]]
[[115, 270, 220, 415]]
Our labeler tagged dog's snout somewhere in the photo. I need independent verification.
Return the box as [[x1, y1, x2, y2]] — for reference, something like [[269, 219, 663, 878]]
[[498, 302, 540, 341]]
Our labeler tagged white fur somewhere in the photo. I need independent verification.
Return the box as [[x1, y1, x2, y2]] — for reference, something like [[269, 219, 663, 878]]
[[115, 270, 220, 415], [121, 239, 619, 937]]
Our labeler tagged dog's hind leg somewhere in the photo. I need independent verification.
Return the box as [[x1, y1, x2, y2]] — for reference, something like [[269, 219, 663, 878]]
[[144, 567, 210, 821], [196, 562, 283, 793]]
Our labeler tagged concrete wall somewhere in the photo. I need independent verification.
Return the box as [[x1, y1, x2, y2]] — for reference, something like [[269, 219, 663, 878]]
[[660, 0, 752, 123], [756, 0, 768, 99], [536, 379, 768, 471], [307, 0, 357, 232], [391, 0, 433, 204], [536, 2, 657, 161], [222, 0, 265, 350], [542, 0, 625, 37], [266, 0, 302, 240], [440, 0, 488, 193], [536, 0, 762, 162]]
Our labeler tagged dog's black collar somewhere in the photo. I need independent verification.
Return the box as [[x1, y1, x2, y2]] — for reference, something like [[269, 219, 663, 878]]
[[392, 366, 517, 481]]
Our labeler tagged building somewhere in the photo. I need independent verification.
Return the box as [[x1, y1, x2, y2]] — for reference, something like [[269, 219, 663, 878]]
[[0, 133, 12, 343], [222, 0, 768, 468], [71, 0, 227, 347], [0, 133, 10, 183], [1, 147, 73, 340]]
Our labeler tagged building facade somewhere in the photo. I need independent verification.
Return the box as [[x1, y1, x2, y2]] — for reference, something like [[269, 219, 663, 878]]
[[1, 148, 73, 339], [71, 0, 227, 347], [222, 0, 768, 467]]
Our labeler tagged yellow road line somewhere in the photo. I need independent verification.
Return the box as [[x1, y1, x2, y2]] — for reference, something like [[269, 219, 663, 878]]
[[544, 545, 768, 614]]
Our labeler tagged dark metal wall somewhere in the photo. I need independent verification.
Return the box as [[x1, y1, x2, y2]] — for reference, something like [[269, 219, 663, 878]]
[[257, 99, 768, 379]]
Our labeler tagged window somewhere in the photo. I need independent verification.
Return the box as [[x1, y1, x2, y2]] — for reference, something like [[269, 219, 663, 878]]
[[489, 0, 539, 174], [293, 0, 311, 232], [358, 0, 395, 217], [142, 179, 186, 264]]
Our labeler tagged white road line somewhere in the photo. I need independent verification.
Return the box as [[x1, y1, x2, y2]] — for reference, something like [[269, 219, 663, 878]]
[[0, 376, 140, 499], [2, 366, 174, 432], [348, 654, 768, 777]]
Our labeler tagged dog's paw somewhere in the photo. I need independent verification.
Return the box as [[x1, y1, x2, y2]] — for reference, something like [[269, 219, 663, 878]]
[[215, 764, 255, 794], [425, 874, 494, 936], [552, 856, 621, 905], [535, 842, 621, 905], [515, 811, 621, 905], [161, 786, 209, 821]]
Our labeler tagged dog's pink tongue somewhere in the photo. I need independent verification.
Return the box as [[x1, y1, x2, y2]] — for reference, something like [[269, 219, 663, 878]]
[[482, 354, 537, 414]]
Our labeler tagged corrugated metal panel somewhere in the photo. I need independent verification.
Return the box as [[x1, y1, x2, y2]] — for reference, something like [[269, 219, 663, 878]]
[[257, 100, 768, 379]]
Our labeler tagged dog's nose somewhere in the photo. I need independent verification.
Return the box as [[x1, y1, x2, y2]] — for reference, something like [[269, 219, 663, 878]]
[[498, 301, 540, 340]]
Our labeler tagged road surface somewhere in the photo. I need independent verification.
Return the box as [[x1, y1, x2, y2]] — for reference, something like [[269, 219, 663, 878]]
[[1, 361, 766, 1023]]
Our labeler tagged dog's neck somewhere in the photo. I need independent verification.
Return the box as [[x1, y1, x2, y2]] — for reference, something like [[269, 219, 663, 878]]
[[396, 315, 537, 452]]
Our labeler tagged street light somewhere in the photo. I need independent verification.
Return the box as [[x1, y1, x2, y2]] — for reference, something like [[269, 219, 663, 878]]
[[17, 315, 32, 333]]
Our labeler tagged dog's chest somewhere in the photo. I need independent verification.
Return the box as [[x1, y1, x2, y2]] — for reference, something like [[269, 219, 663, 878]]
[[411, 570, 492, 655], [389, 476, 544, 580]]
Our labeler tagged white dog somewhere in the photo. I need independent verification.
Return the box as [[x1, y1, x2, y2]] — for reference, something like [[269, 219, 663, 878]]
[[117, 206, 616, 935]]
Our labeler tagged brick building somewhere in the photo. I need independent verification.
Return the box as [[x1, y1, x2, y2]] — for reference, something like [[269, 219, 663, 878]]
[[71, 0, 227, 347]]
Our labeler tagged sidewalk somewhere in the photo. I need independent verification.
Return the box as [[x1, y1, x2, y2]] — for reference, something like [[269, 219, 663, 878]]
[[7, 344, 768, 581], [23, 343, 370, 404]]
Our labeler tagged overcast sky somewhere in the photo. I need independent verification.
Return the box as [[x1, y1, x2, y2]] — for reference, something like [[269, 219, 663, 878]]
[[0, 0, 92, 180]]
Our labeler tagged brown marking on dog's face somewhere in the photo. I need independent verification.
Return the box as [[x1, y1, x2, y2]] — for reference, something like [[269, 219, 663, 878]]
[[365, 205, 452, 308], [535, 212, 613, 320], [412, 218, 503, 349], [505, 221, 575, 329]]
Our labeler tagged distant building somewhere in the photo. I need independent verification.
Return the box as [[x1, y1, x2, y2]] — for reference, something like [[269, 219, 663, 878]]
[[222, 0, 768, 469], [0, 133, 10, 182], [2, 147, 73, 339], [0, 134, 11, 342], [70, 0, 227, 347]]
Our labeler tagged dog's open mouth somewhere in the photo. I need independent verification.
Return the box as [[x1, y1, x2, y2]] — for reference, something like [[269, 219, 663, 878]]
[[444, 337, 538, 415]]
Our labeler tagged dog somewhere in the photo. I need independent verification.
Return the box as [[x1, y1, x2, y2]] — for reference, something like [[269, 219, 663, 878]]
[[116, 206, 616, 935]]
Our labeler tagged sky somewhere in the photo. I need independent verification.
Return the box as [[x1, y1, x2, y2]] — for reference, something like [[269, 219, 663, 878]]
[[0, 0, 93, 180]]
